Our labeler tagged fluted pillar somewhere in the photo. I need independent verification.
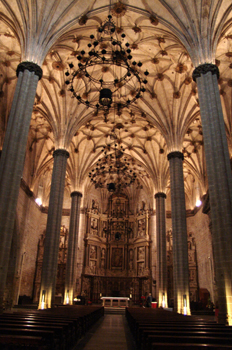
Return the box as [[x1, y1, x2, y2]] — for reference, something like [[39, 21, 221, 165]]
[[64, 191, 82, 305], [167, 151, 190, 315], [38, 149, 69, 309], [0, 62, 42, 311], [193, 64, 232, 325], [155, 192, 168, 308]]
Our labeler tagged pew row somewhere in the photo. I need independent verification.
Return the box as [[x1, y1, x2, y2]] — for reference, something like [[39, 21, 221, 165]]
[[125, 307, 232, 350], [0, 305, 104, 350]]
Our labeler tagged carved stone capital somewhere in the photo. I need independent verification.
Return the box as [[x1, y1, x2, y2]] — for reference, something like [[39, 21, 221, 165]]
[[192, 63, 219, 82], [53, 149, 69, 159], [155, 192, 166, 199], [16, 61, 43, 80], [71, 191, 82, 198], [167, 151, 184, 161]]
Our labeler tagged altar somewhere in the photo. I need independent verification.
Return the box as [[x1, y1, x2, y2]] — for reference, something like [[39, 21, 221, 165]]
[[101, 296, 130, 307]]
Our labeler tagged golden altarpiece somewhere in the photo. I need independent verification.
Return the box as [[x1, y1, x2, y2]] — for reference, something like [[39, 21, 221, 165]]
[[82, 194, 151, 303], [33, 194, 199, 305]]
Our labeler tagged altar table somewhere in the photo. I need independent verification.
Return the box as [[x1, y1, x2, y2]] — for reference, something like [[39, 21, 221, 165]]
[[101, 296, 129, 307]]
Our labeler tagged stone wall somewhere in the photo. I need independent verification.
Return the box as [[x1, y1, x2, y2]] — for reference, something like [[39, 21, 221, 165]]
[[186, 208, 216, 302], [17, 188, 47, 299]]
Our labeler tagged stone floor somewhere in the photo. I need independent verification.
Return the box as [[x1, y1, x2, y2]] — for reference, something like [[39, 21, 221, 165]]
[[74, 314, 137, 350]]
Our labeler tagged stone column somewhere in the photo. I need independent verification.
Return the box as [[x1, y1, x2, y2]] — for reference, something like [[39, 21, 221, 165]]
[[38, 149, 69, 309], [149, 212, 157, 299], [0, 62, 42, 311], [167, 151, 190, 315], [155, 192, 168, 308], [64, 191, 82, 305], [193, 64, 232, 325]]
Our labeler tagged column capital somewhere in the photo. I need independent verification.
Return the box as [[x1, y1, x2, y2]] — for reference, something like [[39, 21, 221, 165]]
[[192, 63, 219, 82], [71, 191, 82, 198], [155, 192, 166, 199], [53, 149, 69, 159], [16, 61, 43, 80], [167, 151, 183, 161]]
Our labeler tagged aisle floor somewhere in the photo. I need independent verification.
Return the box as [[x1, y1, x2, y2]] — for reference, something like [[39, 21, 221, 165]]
[[74, 314, 137, 350]]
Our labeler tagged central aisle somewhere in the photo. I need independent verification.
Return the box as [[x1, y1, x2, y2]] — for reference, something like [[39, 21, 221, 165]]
[[75, 313, 136, 350]]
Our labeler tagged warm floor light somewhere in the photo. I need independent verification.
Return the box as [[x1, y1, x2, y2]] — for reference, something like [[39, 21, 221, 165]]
[[162, 294, 166, 308], [35, 198, 42, 206], [183, 294, 187, 315], [196, 199, 202, 207], [41, 294, 45, 310]]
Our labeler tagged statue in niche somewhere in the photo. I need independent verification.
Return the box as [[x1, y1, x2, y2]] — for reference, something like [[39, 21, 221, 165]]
[[92, 199, 98, 209], [89, 260, 96, 274], [91, 218, 98, 230], [90, 245, 97, 259], [101, 259, 105, 268], [138, 247, 145, 260], [91, 199, 99, 214], [138, 219, 145, 237], [60, 225, 67, 234], [139, 201, 146, 213], [101, 248, 105, 258], [59, 235, 65, 248], [102, 225, 108, 238], [166, 229, 173, 250]]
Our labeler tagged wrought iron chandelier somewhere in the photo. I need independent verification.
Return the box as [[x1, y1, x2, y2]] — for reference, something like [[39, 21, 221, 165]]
[[65, 14, 149, 110], [89, 136, 138, 193]]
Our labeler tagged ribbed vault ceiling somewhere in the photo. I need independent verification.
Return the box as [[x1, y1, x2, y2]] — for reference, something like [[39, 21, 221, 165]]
[[0, 0, 232, 209]]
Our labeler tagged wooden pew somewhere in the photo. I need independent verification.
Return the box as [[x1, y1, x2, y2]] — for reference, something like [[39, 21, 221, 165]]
[[0, 328, 56, 349], [144, 331, 232, 350], [0, 335, 44, 350], [137, 324, 232, 346], [146, 335, 232, 350], [0, 322, 67, 349], [0, 306, 104, 350], [151, 343, 232, 350], [125, 307, 232, 350]]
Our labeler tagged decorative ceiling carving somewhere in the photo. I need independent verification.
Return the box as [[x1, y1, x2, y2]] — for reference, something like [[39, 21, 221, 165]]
[[0, 0, 231, 209]]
